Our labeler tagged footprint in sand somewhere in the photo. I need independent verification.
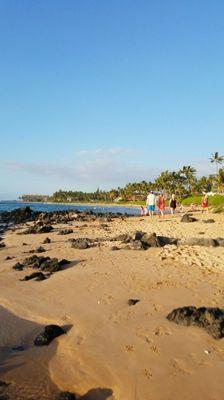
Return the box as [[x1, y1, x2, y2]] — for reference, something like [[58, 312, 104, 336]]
[[143, 368, 153, 380], [76, 335, 85, 345], [170, 358, 191, 375], [124, 344, 135, 352], [154, 326, 172, 337]]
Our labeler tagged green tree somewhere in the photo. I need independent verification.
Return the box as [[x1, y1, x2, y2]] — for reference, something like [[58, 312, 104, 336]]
[[209, 152, 224, 191], [180, 165, 196, 193]]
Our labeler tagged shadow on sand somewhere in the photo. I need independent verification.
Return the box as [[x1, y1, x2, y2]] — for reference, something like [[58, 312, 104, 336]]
[[0, 306, 113, 400]]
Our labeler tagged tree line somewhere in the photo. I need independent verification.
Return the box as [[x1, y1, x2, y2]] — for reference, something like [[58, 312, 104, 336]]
[[49, 153, 224, 204]]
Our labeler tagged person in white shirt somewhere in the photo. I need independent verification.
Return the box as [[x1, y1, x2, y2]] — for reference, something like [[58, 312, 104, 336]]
[[146, 191, 156, 217]]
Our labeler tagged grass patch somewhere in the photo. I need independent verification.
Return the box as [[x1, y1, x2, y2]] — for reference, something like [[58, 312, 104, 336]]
[[181, 195, 224, 207]]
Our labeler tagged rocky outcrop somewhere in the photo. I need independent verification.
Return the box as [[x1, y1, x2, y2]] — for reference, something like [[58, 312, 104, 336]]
[[23, 223, 53, 234], [12, 256, 70, 279], [71, 238, 90, 249], [0, 207, 131, 228], [34, 325, 65, 346], [167, 306, 224, 339], [0, 206, 34, 224], [111, 231, 178, 250], [181, 214, 197, 223]]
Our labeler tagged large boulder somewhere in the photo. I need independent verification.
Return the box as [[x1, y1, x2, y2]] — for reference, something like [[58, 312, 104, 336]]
[[167, 306, 224, 339], [140, 232, 159, 247], [71, 238, 90, 249], [34, 325, 65, 346]]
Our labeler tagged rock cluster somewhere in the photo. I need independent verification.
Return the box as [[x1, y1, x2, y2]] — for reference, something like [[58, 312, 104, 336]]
[[70, 237, 105, 249], [34, 324, 65, 346], [0, 207, 131, 228], [167, 306, 224, 339], [23, 223, 53, 234], [21, 271, 46, 281], [111, 231, 178, 250], [12, 255, 70, 280], [0, 206, 34, 224]]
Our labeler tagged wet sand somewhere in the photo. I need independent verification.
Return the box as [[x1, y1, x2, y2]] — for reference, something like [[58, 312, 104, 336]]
[[0, 211, 224, 399]]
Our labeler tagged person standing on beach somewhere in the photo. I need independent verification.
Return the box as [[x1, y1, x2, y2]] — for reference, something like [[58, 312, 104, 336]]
[[157, 194, 166, 218], [146, 191, 156, 217], [201, 194, 209, 213], [169, 194, 177, 215]]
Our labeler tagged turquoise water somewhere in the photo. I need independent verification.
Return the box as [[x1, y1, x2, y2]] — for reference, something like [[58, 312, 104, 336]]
[[0, 201, 140, 216]]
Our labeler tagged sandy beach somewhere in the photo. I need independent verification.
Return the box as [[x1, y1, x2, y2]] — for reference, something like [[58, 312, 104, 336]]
[[0, 210, 224, 399]]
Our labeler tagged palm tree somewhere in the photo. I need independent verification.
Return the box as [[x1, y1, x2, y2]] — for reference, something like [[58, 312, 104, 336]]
[[210, 152, 224, 191], [210, 152, 224, 173], [180, 165, 196, 193]]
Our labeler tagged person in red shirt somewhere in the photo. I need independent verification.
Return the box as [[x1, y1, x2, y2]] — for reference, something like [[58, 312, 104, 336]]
[[157, 194, 166, 218], [201, 194, 209, 213]]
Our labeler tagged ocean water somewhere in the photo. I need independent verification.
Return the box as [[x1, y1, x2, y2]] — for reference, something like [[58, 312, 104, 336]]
[[0, 201, 140, 216]]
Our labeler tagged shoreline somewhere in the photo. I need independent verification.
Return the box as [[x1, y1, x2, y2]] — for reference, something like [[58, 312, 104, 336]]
[[21, 200, 142, 208]]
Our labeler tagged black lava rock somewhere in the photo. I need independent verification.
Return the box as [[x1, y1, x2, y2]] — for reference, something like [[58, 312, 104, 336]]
[[0, 380, 10, 387], [43, 237, 51, 244], [0, 206, 34, 224], [71, 238, 90, 249], [182, 237, 217, 247], [35, 246, 46, 253], [181, 214, 197, 223], [12, 262, 24, 271], [167, 306, 224, 339], [57, 392, 76, 400], [34, 325, 65, 346], [23, 224, 53, 234], [21, 272, 46, 281], [58, 229, 73, 235], [128, 299, 140, 306]]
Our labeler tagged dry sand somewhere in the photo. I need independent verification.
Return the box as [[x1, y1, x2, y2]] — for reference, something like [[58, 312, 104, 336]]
[[0, 211, 224, 399]]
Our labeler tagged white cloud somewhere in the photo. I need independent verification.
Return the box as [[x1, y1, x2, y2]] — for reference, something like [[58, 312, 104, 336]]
[[0, 147, 159, 191], [77, 147, 139, 158]]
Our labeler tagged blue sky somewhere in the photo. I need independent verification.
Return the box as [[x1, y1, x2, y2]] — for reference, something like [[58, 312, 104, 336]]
[[0, 0, 224, 199]]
